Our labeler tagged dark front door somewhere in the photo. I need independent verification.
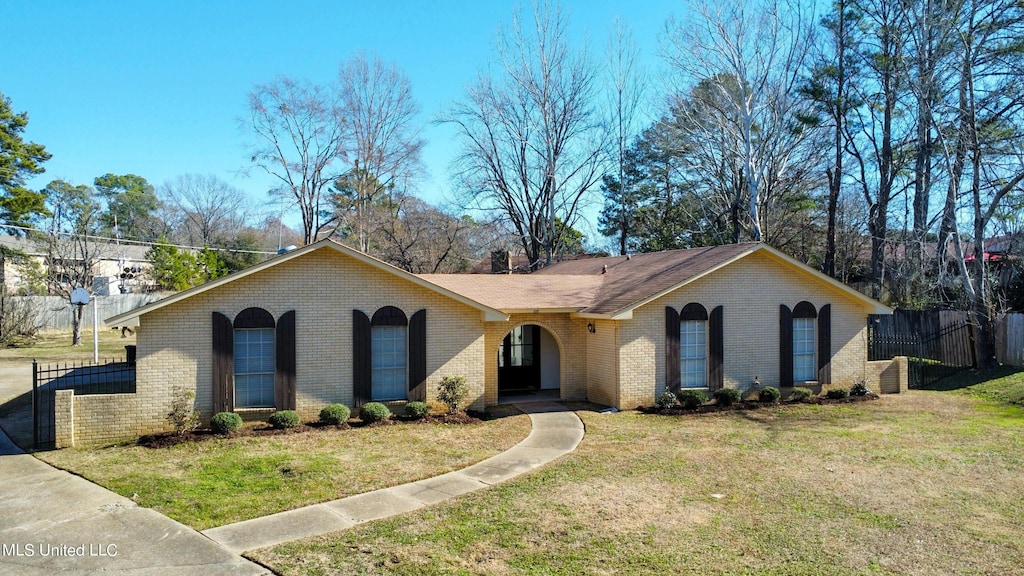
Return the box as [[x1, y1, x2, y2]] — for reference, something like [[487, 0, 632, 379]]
[[498, 325, 541, 393]]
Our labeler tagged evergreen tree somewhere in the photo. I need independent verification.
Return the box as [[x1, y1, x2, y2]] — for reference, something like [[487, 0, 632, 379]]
[[0, 92, 51, 231]]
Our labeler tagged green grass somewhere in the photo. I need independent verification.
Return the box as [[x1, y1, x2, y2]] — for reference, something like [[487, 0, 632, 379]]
[[959, 368, 1024, 406], [253, 373, 1024, 576], [37, 410, 531, 530], [0, 328, 136, 364]]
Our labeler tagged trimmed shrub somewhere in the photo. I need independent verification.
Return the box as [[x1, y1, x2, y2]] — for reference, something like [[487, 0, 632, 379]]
[[850, 381, 871, 397], [360, 402, 392, 423], [211, 411, 242, 434], [713, 388, 742, 407], [405, 401, 430, 419], [437, 375, 470, 414], [655, 390, 678, 409], [268, 410, 300, 429], [826, 388, 849, 400], [758, 386, 782, 403], [319, 404, 351, 426], [676, 389, 708, 409], [790, 387, 814, 402]]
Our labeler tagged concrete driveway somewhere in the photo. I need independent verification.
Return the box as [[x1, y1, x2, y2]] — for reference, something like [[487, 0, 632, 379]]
[[0, 362, 32, 404], [0, 430, 268, 575]]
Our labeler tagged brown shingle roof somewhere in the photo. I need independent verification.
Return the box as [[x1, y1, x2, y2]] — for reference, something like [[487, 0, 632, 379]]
[[535, 243, 759, 314], [419, 243, 761, 316], [417, 274, 604, 311]]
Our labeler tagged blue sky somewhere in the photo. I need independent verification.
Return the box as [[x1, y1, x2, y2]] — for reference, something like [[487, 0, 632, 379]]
[[1, 0, 682, 240]]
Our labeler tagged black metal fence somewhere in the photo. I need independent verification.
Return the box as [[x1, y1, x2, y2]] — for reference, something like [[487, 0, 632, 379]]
[[32, 355, 136, 449], [868, 309, 976, 388]]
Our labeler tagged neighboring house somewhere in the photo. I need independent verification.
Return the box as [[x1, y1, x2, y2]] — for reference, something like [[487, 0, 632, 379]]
[[86, 239, 902, 447], [0, 234, 150, 295]]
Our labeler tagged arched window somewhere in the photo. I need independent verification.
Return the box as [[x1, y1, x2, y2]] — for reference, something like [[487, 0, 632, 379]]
[[792, 302, 817, 383], [233, 308, 276, 408], [371, 306, 408, 401], [679, 304, 708, 388], [666, 304, 723, 392], [212, 308, 296, 412], [780, 302, 830, 386], [353, 307, 428, 406]]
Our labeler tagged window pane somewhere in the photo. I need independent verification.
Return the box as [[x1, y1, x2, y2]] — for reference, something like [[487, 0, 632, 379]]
[[234, 327, 275, 408], [793, 318, 816, 381], [372, 325, 407, 400], [680, 320, 707, 388], [510, 327, 523, 366]]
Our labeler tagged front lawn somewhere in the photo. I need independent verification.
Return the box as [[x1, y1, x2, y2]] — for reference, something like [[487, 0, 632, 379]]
[[0, 328, 136, 365], [254, 371, 1024, 576], [37, 408, 530, 530]]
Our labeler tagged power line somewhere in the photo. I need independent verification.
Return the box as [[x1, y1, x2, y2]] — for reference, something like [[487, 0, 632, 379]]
[[0, 224, 279, 256]]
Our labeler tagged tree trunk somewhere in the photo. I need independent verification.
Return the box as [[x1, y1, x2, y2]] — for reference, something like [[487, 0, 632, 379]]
[[72, 304, 84, 346]]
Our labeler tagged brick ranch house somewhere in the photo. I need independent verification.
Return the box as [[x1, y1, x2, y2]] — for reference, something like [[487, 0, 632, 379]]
[[80, 239, 902, 446]]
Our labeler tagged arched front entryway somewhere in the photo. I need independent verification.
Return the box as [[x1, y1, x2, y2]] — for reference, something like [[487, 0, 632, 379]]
[[498, 324, 561, 397]]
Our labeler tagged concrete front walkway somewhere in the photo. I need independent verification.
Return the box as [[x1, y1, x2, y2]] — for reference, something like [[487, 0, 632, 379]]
[[0, 428, 268, 575], [204, 401, 584, 554]]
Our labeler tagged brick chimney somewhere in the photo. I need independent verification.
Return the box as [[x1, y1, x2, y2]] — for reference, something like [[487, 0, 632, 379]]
[[491, 250, 512, 274]]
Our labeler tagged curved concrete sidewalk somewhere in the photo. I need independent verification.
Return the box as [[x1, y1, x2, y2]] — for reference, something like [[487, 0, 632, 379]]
[[204, 401, 584, 554], [0, 428, 268, 575]]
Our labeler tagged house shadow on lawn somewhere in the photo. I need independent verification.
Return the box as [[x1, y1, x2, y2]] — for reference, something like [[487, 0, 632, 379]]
[[916, 365, 1024, 392]]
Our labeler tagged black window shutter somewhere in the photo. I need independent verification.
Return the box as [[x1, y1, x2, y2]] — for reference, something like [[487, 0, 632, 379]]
[[353, 310, 372, 407], [818, 304, 832, 384], [779, 304, 793, 387], [212, 311, 234, 413], [275, 310, 297, 410], [409, 309, 427, 401], [709, 306, 724, 391], [665, 306, 680, 393]]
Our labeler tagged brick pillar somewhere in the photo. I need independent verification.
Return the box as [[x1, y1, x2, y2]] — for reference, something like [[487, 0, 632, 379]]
[[893, 356, 909, 393], [54, 389, 75, 448]]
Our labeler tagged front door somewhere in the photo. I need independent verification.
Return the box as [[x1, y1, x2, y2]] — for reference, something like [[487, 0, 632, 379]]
[[498, 325, 541, 393]]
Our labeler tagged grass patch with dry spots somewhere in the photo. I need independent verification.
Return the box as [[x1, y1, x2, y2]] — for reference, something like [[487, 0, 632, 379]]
[[0, 328, 136, 365], [254, 378, 1024, 576], [37, 410, 530, 530]]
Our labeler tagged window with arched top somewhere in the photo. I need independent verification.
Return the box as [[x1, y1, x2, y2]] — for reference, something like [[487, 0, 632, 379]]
[[370, 306, 408, 401], [679, 304, 708, 388], [233, 308, 276, 408], [666, 304, 723, 393], [780, 302, 831, 386], [211, 308, 296, 412], [792, 302, 817, 382], [353, 307, 427, 406]]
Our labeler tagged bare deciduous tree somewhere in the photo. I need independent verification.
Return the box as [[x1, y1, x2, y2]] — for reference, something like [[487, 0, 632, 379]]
[[601, 18, 647, 255], [664, 0, 818, 242], [336, 53, 424, 252], [159, 173, 249, 246], [937, 0, 1024, 368], [246, 77, 345, 245], [444, 1, 605, 268], [845, 0, 913, 300], [366, 195, 472, 273]]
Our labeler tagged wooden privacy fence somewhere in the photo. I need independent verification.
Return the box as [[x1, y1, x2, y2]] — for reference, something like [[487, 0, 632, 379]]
[[996, 313, 1024, 366], [868, 309, 976, 388], [13, 294, 163, 332]]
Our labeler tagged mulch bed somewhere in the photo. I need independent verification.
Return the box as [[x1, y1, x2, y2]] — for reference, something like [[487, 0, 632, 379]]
[[640, 393, 880, 416], [137, 411, 486, 449]]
